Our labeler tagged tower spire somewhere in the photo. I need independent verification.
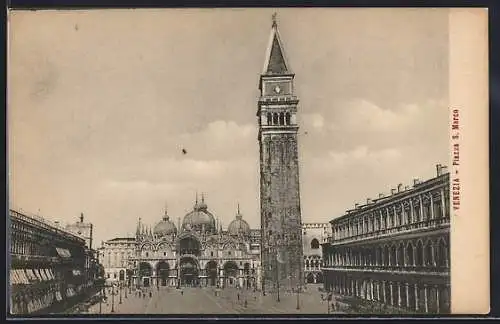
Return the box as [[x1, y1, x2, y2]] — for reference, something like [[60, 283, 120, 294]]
[[262, 12, 291, 75], [164, 201, 168, 220], [201, 192, 205, 203], [136, 217, 141, 236]]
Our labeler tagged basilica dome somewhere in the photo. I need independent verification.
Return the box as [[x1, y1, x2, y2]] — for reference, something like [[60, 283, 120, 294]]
[[182, 195, 216, 233], [154, 210, 177, 236], [228, 204, 250, 236]]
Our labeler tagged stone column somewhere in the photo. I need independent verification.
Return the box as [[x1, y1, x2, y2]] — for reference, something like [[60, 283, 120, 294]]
[[377, 281, 381, 301], [405, 283, 410, 309], [431, 244, 436, 266], [409, 199, 414, 224], [424, 284, 429, 313], [393, 205, 397, 227], [436, 285, 440, 313], [440, 189, 446, 218], [430, 194, 435, 219], [382, 281, 387, 304], [414, 283, 419, 312], [389, 281, 394, 306], [370, 280, 374, 300], [397, 282, 402, 307], [419, 195, 424, 222]]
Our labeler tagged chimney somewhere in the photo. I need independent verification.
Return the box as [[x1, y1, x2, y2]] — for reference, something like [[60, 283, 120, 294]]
[[413, 178, 420, 186], [391, 188, 396, 195], [354, 203, 360, 209], [378, 193, 385, 199], [367, 198, 372, 204], [441, 165, 448, 174], [405, 185, 410, 190], [397, 183, 403, 192], [80, 212, 84, 223], [436, 164, 442, 177]]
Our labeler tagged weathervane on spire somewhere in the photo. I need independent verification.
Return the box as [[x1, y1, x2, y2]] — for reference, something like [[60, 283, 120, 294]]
[[272, 12, 278, 28]]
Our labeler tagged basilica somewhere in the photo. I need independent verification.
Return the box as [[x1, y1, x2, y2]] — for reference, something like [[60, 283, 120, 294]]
[[126, 195, 261, 289]]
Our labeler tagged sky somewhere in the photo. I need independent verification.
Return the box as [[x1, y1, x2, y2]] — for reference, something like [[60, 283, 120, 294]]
[[8, 8, 450, 246]]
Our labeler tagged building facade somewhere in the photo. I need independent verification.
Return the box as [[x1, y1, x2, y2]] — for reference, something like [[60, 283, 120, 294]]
[[302, 223, 330, 284], [258, 15, 304, 294], [9, 209, 99, 315], [99, 237, 135, 284], [125, 197, 261, 289], [321, 164, 451, 314]]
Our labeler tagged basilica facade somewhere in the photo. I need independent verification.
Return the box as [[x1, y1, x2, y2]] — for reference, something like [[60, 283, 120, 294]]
[[126, 196, 261, 289]]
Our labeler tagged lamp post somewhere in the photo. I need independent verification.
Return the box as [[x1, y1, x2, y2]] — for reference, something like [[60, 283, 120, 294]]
[[119, 282, 123, 304], [125, 282, 128, 299], [99, 285, 103, 314], [296, 282, 300, 310], [111, 285, 115, 313]]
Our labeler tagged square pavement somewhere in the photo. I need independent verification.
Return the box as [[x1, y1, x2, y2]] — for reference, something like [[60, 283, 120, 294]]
[[85, 284, 344, 315]]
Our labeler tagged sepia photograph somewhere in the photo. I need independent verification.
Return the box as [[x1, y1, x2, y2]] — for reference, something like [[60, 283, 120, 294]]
[[7, 8, 489, 317]]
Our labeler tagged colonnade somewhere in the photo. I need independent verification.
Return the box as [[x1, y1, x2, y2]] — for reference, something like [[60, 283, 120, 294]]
[[324, 273, 450, 313], [324, 236, 449, 270], [332, 188, 449, 242]]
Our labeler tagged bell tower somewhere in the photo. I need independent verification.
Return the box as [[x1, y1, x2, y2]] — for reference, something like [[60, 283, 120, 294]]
[[258, 14, 303, 294]]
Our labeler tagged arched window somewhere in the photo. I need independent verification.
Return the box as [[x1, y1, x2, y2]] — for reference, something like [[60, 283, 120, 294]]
[[390, 245, 397, 266], [416, 241, 424, 266], [436, 238, 448, 268], [267, 113, 272, 125], [406, 242, 414, 266], [310, 238, 320, 249], [285, 112, 291, 125], [424, 203, 431, 220], [279, 112, 285, 125], [383, 245, 389, 266], [273, 113, 279, 125], [425, 241, 434, 266], [397, 243, 405, 266]]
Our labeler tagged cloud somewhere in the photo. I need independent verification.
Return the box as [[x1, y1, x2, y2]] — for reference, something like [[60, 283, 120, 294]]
[[302, 113, 325, 131], [329, 99, 426, 133], [308, 146, 402, 173]]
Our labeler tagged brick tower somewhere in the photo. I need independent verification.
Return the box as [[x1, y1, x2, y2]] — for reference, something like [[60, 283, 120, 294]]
[[258, 14, 303, 295]]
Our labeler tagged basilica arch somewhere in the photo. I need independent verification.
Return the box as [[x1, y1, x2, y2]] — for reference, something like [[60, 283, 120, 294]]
[[223, 260, 239, 288], [156, 261, 170, 286], [139, 262, 153, 287], [205, 260, 218, 287], [178, 235, 202, 257], [179, 256, 199, 287]]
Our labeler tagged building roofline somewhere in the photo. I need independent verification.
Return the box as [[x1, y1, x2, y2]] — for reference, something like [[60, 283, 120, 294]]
[[330, 172, 450, 225]]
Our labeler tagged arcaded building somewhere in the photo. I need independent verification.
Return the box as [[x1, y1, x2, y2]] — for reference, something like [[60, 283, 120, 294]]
[[302, 223, 330, 284], [127, 196, 261, 289], [321, 164, 450, 314], [9, 209, 99, 315]]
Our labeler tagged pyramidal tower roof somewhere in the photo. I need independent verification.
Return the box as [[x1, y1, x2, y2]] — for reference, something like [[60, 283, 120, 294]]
[[262, 13, 292, 75]]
